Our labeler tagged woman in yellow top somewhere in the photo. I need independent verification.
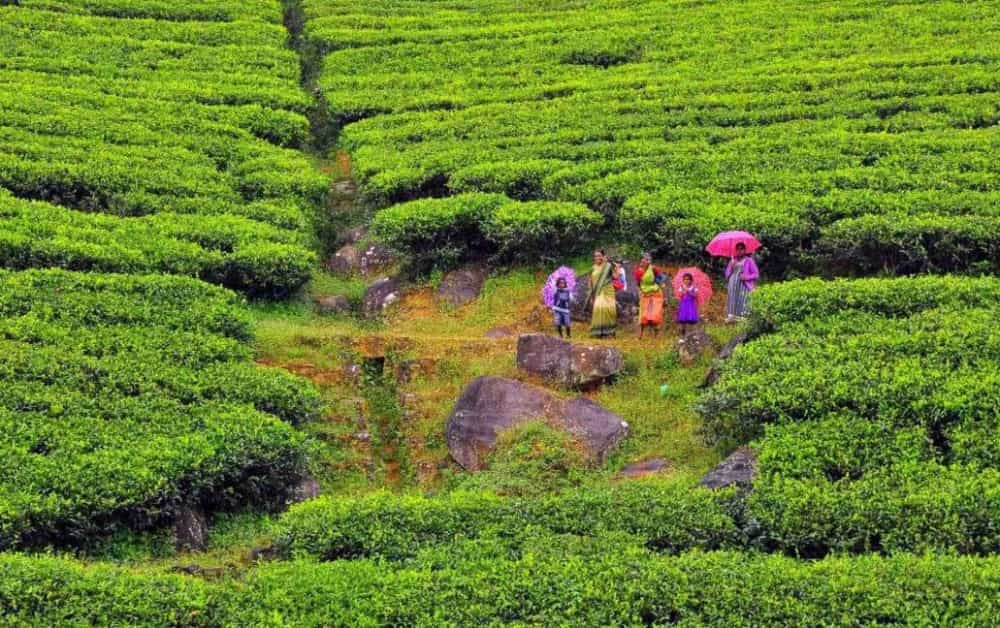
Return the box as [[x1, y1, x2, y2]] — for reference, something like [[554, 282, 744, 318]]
[[634, 252, 666, 339], [587, 249, 618, 338]]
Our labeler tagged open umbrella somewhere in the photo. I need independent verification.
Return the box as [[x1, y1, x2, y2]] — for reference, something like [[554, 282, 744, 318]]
[[672, 267, 713, 307], [542, 266, 577, 307], [705, 231, 761, 258]]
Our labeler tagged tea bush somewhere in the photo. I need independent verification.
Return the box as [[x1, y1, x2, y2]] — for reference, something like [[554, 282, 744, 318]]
[[0, 270, 318, 549]]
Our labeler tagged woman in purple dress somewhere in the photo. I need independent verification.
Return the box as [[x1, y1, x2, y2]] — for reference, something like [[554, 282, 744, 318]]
[[676, 272, 700, 333]]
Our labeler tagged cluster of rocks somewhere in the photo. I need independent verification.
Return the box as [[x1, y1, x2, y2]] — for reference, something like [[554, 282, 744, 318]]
[[445, 376, 629, 470]]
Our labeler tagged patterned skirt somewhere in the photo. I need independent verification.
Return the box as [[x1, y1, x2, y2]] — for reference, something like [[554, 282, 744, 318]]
[[590, 288, 617, 337], [639, 290, 664, 326], [726, 274, 750, 318]]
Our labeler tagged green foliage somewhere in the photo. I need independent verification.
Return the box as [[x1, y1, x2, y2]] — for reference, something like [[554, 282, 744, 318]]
[[0, 270, 318, 549], [274, 479, 739, 561], [453, 421, 587, 497], [302, 0, 1000, 272], [5, 546, 1000, 626], [0, 1, 326, 297], [372, 194, 601, 270]]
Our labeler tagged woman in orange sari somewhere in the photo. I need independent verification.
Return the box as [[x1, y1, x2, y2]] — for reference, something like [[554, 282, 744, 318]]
[[634, 253, 667, 338]]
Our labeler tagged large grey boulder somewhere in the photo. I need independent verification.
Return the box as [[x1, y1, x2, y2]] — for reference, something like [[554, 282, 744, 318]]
[[437, 266, 488, 307], [362, 277, 402, 318], [516, 333, 623, 388], [445, 376, 628, 470], [700, 448, 757, 489]]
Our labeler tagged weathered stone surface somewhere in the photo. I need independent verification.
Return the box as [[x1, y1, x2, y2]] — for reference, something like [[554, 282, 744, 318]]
[[516, 334, 623, 388], [314, 294, 351, 315], [338, 225, 367, 246], [620, 458, 670, 478], [700, 448, 757, 489], [562, 397, 630, 460], [174, 505, 208, 552], [395, 358, 435, 384], [362, 277, 402, 318], [701, 332, 748, 387], [327, 242, 395, 275], [445, 376, 628, 470], [678, 327, 714, 365], [287, 475, 321, 505], [437, 266, 488, 307]]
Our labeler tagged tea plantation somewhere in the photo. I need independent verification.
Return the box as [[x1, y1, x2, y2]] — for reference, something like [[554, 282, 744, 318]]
[[2, 0, 1000, 625]]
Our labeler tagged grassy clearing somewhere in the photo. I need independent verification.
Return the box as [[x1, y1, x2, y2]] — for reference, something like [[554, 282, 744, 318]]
[[252, 261, 733, 497]]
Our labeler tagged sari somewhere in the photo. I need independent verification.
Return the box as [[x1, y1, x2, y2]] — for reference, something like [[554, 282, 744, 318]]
[[588, 262, 617, 337], [636, 264, 664, 327], [725, 256, 758, 319]]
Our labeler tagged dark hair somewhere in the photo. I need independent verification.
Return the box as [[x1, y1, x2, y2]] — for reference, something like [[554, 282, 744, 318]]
[[556, 277, 568, 286], [683, 273, 693, 281], [594, 249, 606, 256], [735, 242, 747, 251]]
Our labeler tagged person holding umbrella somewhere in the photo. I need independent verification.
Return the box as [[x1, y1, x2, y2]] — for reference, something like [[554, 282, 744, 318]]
[[672, 267, 712, 334], [705, 231, 760, 323]]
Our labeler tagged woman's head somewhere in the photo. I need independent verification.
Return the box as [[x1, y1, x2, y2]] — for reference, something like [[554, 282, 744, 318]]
[[641, 252, 652, 265], [593, 249, 606, 265], [556, 277, 568, 289], [735, 242, 747, 257], [683, 272, 693, 284]]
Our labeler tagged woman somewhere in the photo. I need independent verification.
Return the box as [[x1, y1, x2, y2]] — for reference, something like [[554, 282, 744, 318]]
[[725, 242, 759, 322], [588, 249, 617, 338], [634, 252, 666, 338]]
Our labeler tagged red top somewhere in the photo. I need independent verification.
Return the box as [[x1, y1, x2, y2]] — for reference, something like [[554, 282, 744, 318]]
[[633, 264, 664, 283]]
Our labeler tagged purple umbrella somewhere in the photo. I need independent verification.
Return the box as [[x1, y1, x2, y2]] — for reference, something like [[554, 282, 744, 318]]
[[542, 266, 577, 307]]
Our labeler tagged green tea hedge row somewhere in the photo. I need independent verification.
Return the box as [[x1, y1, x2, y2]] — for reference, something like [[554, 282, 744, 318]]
[[372, 193, 602, 269], [698, 307, 999, 448], [0, 270, 318, 549], [5, 546, 1000, 625], [275, 480, 739, 560], [747, 275, 1000, 334], [15, 0, 283, 22], [303, 0, 999, 273], [0, 193, 315, 297]]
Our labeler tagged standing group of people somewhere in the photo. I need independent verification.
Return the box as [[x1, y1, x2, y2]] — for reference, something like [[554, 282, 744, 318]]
[[550, 245, 759, 339]]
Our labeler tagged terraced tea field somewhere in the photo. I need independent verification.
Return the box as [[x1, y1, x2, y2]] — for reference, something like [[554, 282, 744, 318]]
[[2, 0, 1000, 625]]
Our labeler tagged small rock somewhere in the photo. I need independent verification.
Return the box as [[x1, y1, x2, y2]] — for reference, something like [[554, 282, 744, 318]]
[[333, 180, 358, 197], [327, 244, 361, 274], [343, 362, 362, 382], [700, 448, 757, 489], [249, 546, 277, 562], [445, 376, 628, 470], [678, 328, 713, 365], [354, 431, 371, 442], [437, 266, 488, 307], [287, 475, 321, 505], [516, 334, 623, 389], [314, 294, 351, 315], [702, 332, 748, 388], [396, 359, 434, 384], [485, 326, 516, 339], [339, 225, 367, 245], [362, 277, 402, 318], [327, 242, 395, 275], [173, 505, 208, 552], [620, 458, 670, 478]]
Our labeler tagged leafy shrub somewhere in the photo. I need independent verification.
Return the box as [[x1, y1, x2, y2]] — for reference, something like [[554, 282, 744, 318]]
[[484, 200, 602, 263], [816, 213, 1000, 275], [0, 270, 316, 549], [371, 193, 507, 270], [274, 479, 739, 561], [453, 421, 587, 497]]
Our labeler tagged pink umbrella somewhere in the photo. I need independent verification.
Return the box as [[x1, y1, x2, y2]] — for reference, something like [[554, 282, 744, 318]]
[[672, 267, 713, 307], [705, 231, 761, 258]]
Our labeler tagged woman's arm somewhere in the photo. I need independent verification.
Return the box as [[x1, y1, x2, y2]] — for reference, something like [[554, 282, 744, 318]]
[[725, 258, 735, 278], [743, 257, 759, 282]]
